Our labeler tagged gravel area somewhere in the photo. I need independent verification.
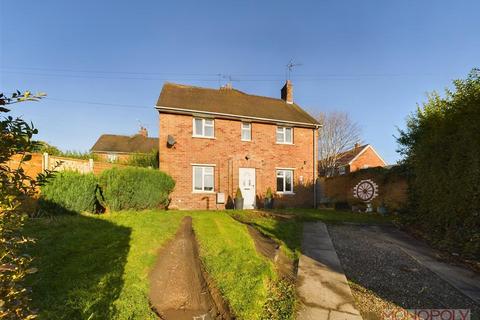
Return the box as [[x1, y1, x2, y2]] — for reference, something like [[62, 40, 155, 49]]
[[328, 224, 480, 320]]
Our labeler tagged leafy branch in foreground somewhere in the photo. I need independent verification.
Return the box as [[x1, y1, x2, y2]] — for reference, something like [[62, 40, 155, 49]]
[[1, 90, 48, 319]]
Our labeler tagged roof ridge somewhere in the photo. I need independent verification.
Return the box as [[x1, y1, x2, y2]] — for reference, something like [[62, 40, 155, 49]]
[[98, 133, 159, 140], [164, 81, 294, 104], [158, 82, 320, 126]]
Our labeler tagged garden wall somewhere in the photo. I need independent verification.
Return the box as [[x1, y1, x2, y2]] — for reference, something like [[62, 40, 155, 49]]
[[318, 166, 408, 211]]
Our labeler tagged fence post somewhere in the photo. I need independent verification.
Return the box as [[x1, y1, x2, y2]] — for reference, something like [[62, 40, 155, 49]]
[[89, 158, 94, 173], [42, 152, 49, 172]]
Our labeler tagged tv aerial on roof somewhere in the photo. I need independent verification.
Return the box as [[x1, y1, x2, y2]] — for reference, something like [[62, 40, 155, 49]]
[[286, 59, 302, 80]]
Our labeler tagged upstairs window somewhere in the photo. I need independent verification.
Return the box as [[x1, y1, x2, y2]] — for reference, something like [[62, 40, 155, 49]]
[[193, 118, 214, 138], [276, 169, 293, 193], [193, 166, 214, 192], [241, 122, 251, 141], [107, 153, 118, 163], [276, 126, 293, 144]]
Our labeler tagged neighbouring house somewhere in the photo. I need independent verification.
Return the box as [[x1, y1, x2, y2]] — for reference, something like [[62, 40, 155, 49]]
[[155, 80, 320, 210], [90, 127, 159, 163], [320, 143, 387, 176]]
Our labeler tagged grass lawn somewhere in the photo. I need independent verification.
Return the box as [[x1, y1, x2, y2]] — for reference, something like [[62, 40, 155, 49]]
[[24, 211, 184, 319], [192, 212, 275, 319], [23, 208, 388, 320], [277, 208, 393, 224], [229, 211, 303, 262], [24, 210, 290, 320]]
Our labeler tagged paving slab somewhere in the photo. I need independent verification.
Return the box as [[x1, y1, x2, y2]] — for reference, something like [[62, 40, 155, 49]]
[[296, 222, 363, 320]]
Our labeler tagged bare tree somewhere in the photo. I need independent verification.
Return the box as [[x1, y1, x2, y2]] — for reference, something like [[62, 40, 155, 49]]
[[317, 111, 362, 176]]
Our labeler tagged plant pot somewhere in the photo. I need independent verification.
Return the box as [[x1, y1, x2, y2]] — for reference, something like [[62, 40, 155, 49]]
[[377, 205, 388, 215], [264, 197, 274, 209], [234, 198, 244, 210]]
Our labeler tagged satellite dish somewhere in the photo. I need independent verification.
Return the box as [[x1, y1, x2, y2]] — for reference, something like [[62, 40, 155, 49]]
[[167, 135, 176, 148]]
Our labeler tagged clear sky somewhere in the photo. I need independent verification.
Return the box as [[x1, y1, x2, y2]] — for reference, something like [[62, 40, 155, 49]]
[[1, 0, 479, 164]]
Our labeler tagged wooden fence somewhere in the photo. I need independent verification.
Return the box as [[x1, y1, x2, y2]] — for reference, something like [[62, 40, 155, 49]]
[[6, 153, 128, 179]]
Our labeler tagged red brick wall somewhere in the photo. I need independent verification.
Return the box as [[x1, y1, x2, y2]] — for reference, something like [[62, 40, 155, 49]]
[[94, 152, 132, 163], [159, 113, 318, 210], [92, 161, 128, 175], [320, 169, 408, 211], [349, 147, 386, 172]]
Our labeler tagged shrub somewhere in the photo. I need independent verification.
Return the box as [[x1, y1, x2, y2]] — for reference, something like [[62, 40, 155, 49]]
[[99, 167, 175, 211], [397, 69, 480, 259], [125, 150, 159, 168], [235, 187, 243, 199], [39, 171, 100, 215]]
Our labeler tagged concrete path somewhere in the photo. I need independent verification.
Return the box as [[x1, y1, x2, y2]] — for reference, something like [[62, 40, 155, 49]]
[[370, 225, 480, 305], [296, 222, 362, 320]]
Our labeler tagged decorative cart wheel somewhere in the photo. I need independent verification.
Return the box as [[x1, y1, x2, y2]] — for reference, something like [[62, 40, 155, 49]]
[[353, 179, 378, 202]]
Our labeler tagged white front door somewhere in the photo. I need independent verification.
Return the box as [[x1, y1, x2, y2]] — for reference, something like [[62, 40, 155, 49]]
[[239, 168, 256, 209]]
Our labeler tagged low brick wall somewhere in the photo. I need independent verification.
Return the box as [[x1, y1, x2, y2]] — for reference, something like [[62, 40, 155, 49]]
[[319, 167, 408, 211]]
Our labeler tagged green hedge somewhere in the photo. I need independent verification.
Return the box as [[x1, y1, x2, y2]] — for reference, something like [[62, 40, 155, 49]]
[[99, 167, 175, 211], [397, 69, 480, 259], [39, 171, 100, 215]]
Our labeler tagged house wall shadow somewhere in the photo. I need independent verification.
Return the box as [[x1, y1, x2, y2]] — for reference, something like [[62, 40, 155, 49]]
[[23, 200, 131, 319]]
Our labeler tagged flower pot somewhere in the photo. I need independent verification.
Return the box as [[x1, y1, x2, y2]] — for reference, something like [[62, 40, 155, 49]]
[[377, 205, 388, 215], [264, 197, 274, 209], [234, 198, 244, 210]]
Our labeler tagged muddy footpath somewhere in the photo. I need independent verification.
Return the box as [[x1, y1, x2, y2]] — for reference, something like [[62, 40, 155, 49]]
[[148, 216, 232, 320]]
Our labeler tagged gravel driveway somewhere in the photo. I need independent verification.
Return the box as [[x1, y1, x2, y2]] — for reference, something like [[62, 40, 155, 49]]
[[328, 224, 480, 320]]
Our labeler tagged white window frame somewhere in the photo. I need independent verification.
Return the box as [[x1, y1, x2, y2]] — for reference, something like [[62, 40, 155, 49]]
[[107, 153, 118, 162], [276, 126, 293, 144], [241, 122, 252, 141], [192, 165, 215, 193], [193, 117, 215, 138], [276, 169, 294, 194]]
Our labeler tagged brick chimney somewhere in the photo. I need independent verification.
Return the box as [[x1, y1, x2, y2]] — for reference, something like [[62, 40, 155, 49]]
[[138, 126, 148, 137], [281, 80, 293, 104]]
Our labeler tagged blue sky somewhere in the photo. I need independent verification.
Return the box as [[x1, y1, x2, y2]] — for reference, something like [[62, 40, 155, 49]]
[[1, 0, 479, 164]]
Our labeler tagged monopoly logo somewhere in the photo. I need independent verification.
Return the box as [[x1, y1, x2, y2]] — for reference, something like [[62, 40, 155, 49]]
[[382, 308, 471, 320]]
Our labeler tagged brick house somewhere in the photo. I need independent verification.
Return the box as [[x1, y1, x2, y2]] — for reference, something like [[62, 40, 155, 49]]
[[91, 127, 159, 163], [155, 81, 320, 210], [321, 143, 387, 176]]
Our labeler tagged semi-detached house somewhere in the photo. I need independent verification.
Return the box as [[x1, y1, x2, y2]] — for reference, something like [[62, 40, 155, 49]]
[[155, 80, 320, 210]]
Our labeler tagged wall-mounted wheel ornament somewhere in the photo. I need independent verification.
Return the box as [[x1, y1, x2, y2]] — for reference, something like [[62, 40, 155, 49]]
[[353, 179, 378, 202]]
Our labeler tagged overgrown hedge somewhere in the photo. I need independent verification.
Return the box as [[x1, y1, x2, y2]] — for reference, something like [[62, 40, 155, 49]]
[[39, 167, 175, 214], [99, 167, 175, 211], [39, 171, 100, 215], [397, 69, 480, 259]]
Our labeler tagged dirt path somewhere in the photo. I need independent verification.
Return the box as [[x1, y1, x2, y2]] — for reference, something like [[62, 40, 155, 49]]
[[246, 225, 295, 280], [149, 216, 230, 320]]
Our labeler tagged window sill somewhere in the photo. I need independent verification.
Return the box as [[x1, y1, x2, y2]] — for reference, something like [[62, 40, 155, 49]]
[[241, 139, 252, 142], [275, 142, 294, 145], [276, 192, 295, 195], [192, 191, 216, 194], [192, 135, 216, 139]]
